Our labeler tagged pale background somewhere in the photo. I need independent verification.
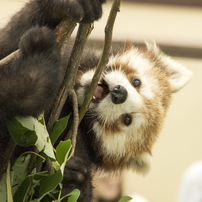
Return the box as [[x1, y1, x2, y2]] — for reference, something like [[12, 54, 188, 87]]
[[1, 1, 202, 202]]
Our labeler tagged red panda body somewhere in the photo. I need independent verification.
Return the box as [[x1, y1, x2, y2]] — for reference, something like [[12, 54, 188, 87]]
[[61, 43, 192, 200], [0, 0, 192, 201], [72, 43, 192, 175]]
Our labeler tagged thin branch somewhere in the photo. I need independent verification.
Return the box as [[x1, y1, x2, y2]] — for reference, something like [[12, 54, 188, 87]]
[[70, 90, 79, 151], [65, 0, 121, 141], [47, 23, 93, 133], [27, 147, 39, 175], [54, 17, 77, 55], [45, 155, 55, 175], [78, 0, 120, 122], [0, 50, 19, 67], [63, 0, 120, 151]]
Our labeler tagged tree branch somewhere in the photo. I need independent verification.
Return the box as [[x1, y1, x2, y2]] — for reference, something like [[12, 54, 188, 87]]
[[0, 50, 19, 66], [64, 0, 121, 143], [47, 23, 93, 133], [54, 17, 77, 55], [70, 89, 79, 151], [78, 0, 120, 122]]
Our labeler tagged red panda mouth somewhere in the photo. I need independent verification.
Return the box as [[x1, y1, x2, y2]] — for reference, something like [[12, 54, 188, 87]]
[[92, 79, 109, 103]]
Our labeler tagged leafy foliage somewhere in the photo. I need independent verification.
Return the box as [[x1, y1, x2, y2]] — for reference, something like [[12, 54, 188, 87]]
[[0, 115, 79, 202], [1, 115, 133, 202]]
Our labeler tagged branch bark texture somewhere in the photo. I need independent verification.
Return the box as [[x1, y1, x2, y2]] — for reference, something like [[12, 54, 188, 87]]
[[78, 0, 120, 123], [47, 23, 93, 133], [64, 0, 121, 145]]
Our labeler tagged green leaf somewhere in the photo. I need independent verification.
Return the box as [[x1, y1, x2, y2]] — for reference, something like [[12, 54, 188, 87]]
[[33, 172, 48, 181], [50, 115, 70, 145], [14, 116, 56, 160], [13, 177, 31, 202], [6, 162, 13, 202], [52, 161, 61, 171], [60, 189, 80, 202], [56, 140, 72, 174], [67, 189, 80, 202], [118, 196, 133, 202], [10, 155, 31, 195], [0, 174, 7, 202], [38, 170, 63, 200], [38, 114, 45, 125], [56, 140, 72, 166], [7, 118, 37, 147]]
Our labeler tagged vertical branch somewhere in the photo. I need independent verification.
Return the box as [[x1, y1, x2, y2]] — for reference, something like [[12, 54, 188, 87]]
[[54, 18, 77, 55], [47, 23, 93, 133], [70, 89, 79, 150], [64, 0, 121, 143], [44, 21, 93, 176], [78, 0, 120, 122]]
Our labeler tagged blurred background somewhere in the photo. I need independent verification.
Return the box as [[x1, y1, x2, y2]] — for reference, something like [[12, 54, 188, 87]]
[[1, 0, 202, 202]]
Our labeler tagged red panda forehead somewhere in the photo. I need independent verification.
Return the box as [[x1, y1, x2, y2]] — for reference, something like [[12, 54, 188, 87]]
[[108, 48, 153, 76], [113, 58, 137, 76], [107, 52, 139, 86]]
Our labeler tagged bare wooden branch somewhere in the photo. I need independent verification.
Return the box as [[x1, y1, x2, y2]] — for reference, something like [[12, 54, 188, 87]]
[[77, 0, 120, 124], [64, 0, 121, 146], [54, 17, 77, 55], [0, 50, 19, 67], [45, 155, 55, 175], [47, 23, 93, 133], [70, 89, 79, 151], [27, 147, 39, 175]]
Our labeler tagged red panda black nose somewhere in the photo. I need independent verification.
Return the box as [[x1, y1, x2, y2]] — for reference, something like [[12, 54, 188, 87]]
[[111, 85, 128, 104]]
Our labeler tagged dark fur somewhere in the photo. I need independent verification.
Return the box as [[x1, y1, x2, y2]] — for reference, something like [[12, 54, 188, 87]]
[[0, 0, 105, 201]]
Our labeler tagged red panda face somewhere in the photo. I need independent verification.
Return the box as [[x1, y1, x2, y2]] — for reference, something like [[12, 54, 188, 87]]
[[76, 43, 192, 175]]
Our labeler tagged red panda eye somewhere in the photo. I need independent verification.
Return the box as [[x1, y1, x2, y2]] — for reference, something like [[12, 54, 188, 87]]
[[123, 114, 132, 126], [133, 79, 141, 88]]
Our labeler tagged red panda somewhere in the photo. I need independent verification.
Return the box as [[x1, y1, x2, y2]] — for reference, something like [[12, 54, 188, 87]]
[[0, 0, 192, 201], [61, 42, 192, 201], [73, 43, 192, 176]]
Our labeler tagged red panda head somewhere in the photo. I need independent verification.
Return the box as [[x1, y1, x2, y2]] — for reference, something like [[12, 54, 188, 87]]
[[76, 43, 192, 175]]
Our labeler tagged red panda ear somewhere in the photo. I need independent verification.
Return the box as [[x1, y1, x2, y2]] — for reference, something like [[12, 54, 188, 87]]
[[128, 153, 152, 176], [160, 54, 193, 93], [146, 42, 193, 93]]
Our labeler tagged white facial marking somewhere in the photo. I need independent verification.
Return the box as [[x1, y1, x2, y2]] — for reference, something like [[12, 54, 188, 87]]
[[76, 69, 95, 106], [93, 123, 127, 158], [94, 70, 143, 124]]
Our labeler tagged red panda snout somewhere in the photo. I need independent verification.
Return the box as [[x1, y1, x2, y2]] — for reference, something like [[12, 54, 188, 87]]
[[111, 85, 128, 104]]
